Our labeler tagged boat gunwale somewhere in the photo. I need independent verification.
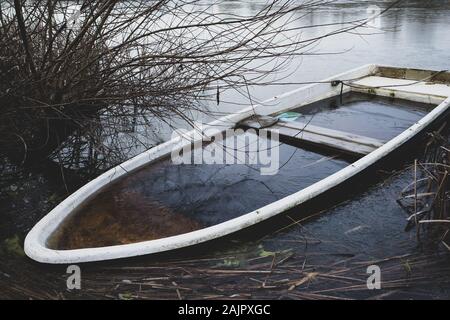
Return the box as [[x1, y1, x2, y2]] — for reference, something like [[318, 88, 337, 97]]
[[24, 64, 450, 264]]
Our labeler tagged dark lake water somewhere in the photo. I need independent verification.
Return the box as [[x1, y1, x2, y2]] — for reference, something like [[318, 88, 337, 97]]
[[1, 0, 450, 299]]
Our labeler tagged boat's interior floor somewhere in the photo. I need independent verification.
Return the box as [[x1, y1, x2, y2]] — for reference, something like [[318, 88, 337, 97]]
[[47, 92, 435, 250], [48, 142, 349, 250]]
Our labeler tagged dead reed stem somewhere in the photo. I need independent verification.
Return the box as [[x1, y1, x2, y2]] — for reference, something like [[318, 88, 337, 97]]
[[398, 131, 450, 250]]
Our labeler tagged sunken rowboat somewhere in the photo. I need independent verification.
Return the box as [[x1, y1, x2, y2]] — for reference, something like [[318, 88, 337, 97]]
[[25, 64, 450, 264]]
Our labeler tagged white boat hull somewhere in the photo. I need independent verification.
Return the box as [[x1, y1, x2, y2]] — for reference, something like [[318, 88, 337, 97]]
[[24, 64, 450, 263]]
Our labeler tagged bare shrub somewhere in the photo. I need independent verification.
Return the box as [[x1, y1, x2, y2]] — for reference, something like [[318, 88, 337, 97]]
[[0, 0, 392, 170]]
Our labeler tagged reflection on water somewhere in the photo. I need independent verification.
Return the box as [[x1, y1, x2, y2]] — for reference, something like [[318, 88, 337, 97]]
[[291, 92, 431, 141], [48, 0, 450, 158], [209, 0, 450, 115]]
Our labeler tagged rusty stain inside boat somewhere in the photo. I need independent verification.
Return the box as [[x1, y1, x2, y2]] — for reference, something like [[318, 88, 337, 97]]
[[47, 164, 204, 250]]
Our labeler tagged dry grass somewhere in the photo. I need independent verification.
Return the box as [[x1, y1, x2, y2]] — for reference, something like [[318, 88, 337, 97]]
[[397, 128, 450, 250], [1, 241, 450, 300]]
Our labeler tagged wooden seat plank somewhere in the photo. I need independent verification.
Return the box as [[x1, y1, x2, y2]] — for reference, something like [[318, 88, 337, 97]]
[[239, 116, 385, 157]]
